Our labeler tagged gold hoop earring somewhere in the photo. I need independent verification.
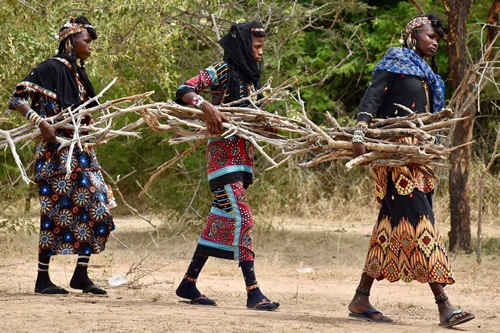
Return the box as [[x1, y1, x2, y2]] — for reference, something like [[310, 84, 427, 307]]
[[406, 35, 416, 51]]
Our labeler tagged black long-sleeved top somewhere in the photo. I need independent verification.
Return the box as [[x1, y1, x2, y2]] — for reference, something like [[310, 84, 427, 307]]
[[357, 70, 431, 125]]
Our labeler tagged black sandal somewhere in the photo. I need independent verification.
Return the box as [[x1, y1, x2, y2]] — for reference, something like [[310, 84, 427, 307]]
[[248, 298, 280, 311], [35, 285, 69, 295], [179, 295, 217, 306], [82, 284, 107, 295]]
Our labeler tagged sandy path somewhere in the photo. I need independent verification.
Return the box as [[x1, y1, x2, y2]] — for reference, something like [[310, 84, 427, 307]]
[[0, 215, 497, 332]]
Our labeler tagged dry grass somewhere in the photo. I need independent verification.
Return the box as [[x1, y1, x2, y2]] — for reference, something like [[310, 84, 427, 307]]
[[1, 206, 499, 332]]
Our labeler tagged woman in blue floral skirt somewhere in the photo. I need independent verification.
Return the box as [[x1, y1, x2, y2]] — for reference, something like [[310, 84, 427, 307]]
[[9, 16, 115, 295]]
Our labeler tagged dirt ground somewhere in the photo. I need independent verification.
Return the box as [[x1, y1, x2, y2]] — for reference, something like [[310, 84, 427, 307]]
[[1, 211, 498, 333]]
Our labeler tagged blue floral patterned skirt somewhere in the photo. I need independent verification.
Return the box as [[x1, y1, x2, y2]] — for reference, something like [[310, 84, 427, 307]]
[[37, 169, 115, 256]]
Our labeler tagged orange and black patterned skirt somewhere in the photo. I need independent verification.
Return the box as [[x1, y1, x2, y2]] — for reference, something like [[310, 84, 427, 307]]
[[364, 165, 455, 285]]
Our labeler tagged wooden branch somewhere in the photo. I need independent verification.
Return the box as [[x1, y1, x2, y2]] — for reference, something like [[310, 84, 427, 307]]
[[0, 128, 32, 184], [1, 79, 152, 182], [138, 139, 206, 198], [409, 0, 425, 14], [324, 111, 342, 130]]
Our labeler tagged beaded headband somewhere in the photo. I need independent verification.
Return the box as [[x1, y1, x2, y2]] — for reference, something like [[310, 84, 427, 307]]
[[58, 17, 94, 42], [405, 17, 432, 33], [251, 27, 265, 33]]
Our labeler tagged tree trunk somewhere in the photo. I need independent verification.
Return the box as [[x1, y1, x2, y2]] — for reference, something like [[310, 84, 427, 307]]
[[443, 0, 474, 252], [486, 0, 500, 56]]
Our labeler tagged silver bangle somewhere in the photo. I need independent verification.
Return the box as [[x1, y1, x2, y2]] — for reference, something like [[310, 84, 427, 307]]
[[352, 129, 365, 143]]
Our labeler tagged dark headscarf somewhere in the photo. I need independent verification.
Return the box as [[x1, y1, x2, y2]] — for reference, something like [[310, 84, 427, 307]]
[[218, 21, 266, 102], [373, 14, 448, 113], [20, 56, 96, 110]]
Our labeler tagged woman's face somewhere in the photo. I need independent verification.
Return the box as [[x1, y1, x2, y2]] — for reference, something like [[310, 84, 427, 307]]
[[251, 35, 265, 63], [73, 31, 93, 60], [415, 25, 440, 58]]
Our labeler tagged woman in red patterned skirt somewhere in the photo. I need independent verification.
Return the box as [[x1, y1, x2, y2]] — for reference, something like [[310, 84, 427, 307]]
[[347, 14, 474, 327], [174, 21, 279, 311]]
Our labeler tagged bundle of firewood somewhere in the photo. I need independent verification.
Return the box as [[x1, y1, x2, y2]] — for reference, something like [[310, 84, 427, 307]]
[[0, 79, 152, 183], [1, 75, 468, 184], [138, 101, 308, 166], [134, 98, 315, 197], [288, 105, 469, 178]]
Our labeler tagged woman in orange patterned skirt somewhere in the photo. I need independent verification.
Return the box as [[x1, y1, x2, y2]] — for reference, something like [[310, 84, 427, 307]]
[[347, 14, 475, 327]]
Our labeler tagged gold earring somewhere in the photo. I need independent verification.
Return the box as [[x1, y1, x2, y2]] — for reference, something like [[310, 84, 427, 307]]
[[65, 39, 73, 55], [406, 35, 416, 51]]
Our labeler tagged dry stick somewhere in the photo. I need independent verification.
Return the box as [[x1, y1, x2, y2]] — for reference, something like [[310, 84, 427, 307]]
[[324, 111, 342, 131], [2, 85, 151, 181], [179, 178, 203, 221], [0, 129, 31, 184], [301, 115, 337, 147], [8, 159, 35, 189], [418, 117, 469, 131], [370, 107, 453, 128], [67, 105, 85, 151], [220, 121, 283, 166], [298, 150, 351, 166], [107, 91, 155, 105], [1, 86, 149, 150], [222, 76, 298, 110], [210, 13, 221, 42], [123, 253, 177, 288], [241, 133, 279, 169], [64, 106, 86, 178], [138, 139, 206, 198], [57, 124, 141, 140]]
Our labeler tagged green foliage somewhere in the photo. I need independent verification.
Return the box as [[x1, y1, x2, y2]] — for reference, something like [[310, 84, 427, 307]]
[[0, 0, 498, 232]]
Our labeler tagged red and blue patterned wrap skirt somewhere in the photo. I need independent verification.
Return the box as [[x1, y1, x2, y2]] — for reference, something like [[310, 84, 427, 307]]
[[195, 135, 255, 261], [196, 181, 254, 262]]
